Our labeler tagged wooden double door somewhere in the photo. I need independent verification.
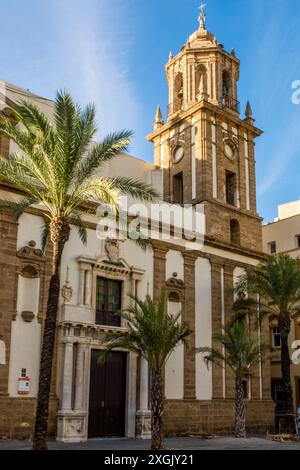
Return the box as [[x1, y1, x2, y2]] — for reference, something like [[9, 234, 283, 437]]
[[88, 350, 127, 438]]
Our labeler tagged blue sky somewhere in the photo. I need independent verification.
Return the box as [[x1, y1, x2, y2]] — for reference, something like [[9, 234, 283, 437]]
[[1, 0, 300, 222]]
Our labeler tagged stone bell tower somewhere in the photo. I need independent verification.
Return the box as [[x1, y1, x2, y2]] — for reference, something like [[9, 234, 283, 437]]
[[147, 5, 263, 252]]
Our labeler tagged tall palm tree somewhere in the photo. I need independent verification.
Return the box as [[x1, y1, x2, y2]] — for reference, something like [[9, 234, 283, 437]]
[[0, 91, 158, 450], [99, 290, 191, 450], [235, 254, 300, 433], [196, 318, 267, 438]]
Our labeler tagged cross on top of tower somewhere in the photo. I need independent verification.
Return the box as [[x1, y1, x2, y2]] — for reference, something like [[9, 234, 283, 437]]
[[198, 2, 207, 29]]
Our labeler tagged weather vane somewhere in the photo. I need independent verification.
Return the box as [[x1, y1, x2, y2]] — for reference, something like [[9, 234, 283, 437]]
[[198, 2, 207, 27]]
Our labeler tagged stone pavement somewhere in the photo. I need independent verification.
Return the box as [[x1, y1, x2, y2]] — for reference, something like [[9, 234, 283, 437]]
[[0, 437, 300, 450]]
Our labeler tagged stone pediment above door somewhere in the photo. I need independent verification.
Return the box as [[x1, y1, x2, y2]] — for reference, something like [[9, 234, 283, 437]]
[[77, 238, 145, 278]]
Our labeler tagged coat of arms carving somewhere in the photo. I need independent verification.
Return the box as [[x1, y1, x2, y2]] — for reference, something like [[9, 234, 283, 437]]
[[105, 239, 120, 263]]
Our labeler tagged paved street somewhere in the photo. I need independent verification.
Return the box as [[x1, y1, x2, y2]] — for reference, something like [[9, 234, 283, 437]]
[[0, 436, 300, 451]]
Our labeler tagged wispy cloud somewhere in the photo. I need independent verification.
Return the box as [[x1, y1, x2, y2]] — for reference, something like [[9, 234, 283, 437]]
[[245, 0, 300, 200], [48, 0, 143, 141], [257, 113, 300, 196]]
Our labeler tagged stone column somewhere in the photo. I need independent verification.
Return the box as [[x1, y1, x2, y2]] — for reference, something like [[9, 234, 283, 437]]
[[139, 358, 149, 411], [136, 358, 151, 439], [183, 252, 196, 400], [210, 260, 224, 399], [61, 342, 74, 411], [224, 264, 235, 399], [74, 343, 85, 411], [78, 268, 85, 306], [152, 241, 167, 304], [57, 337, 88, 443], [125, 352, 137, 438], [0, 210, 18, 397], [85, 269, 92, 307]]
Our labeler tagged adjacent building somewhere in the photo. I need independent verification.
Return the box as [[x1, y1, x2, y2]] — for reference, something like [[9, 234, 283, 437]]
[[0, 12, 275, 441], [263, 201, 300, 421]]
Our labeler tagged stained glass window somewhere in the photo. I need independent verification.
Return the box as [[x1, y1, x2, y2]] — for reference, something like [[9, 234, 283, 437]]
[[96, 277, 122, 327]]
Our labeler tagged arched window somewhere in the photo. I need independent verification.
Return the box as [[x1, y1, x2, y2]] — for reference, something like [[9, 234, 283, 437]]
[[173, 73, 183, 112], [222, 70, 231, 97], [195, 65, 207, 100], [230, 219, 240, 245]]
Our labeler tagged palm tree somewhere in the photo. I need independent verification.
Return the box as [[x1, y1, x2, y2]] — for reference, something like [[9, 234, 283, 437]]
[[196, 318, 267, 438], [0, 91, 158, 450], [235, 254, 300, 433], [99, 290, 191, 450]]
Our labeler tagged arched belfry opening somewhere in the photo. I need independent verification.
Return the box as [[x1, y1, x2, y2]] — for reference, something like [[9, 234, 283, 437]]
[[222, 70, 232, 97], [195, 64, 207, 101], [173, 72, 183, 112]]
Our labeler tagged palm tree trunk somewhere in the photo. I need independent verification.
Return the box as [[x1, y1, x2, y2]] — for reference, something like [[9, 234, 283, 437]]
[[279, 319, 295, 433], [150, 369, 164, 450], [32, 218, 70, 450], [235, 378, 246, 438]]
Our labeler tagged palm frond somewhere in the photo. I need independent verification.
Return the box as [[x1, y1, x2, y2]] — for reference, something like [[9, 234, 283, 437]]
[[0, 196, 37, 220], [0, 116, 34, 154], [196, 318, 268, 379], [72, 130, 133, 186], [16, 99, 55, 148], [235, 254, 300, 323], [70, 210, 88, 245], [68, 177, 121, 214], [0, 89, 158, 256], [41, 219, 50, 252], [100, 290, 191, 372], [109, 177, 159, 202]]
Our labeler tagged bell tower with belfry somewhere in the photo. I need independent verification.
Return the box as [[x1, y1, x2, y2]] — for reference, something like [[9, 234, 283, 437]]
[[147, 4, 263, 252]]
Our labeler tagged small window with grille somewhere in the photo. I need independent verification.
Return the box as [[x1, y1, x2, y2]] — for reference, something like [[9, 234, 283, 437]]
[[272, 327, 282, 348], [268, 241, 277, 255]]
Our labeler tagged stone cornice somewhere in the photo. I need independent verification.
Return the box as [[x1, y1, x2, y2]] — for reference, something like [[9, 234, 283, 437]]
[[147, 100, 263, 142], [76, 255, 145, 280]]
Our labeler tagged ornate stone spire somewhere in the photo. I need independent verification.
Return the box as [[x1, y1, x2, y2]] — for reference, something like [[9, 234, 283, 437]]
[[154, 105, 163, 130], [169, 51, 173, 61], [198, 2, 207, 30]]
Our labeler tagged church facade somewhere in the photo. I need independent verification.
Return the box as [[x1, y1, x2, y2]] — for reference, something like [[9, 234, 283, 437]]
[[0, 13, 275, 441]]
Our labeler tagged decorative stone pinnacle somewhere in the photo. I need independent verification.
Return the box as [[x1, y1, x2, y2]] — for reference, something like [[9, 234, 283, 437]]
[[154, 105, 163, 130], [198, 2, 207, 29], [169, 51, 173, 61], [245, 101, 255, 124], [245, 101, 253, 118], [66, 265, 70, 283]]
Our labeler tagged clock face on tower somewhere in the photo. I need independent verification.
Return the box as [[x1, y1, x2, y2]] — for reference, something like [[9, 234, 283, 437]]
[[174, 146, 184, 163], [224, 140, 236, 160]]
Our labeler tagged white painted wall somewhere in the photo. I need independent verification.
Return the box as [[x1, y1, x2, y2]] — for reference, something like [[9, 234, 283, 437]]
[[165, 301, 184, 399], [233, 267, 245, 300], [164, 250, 184, 399], [8, 213, 45, 396], [60, 225, 101, 308], [17, 212, 44, 250], [195, 257, 213, 400], [8, 276, 41, 397], [263, 214, 300, 257], [166, 250, 184, 280], [119, 240, 154, 299]]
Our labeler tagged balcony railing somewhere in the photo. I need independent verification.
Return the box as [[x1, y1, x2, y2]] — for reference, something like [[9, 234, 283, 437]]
[[220, 94, 240, 114], [167, 98, 186, 116], [95, 309, 121, 327]]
